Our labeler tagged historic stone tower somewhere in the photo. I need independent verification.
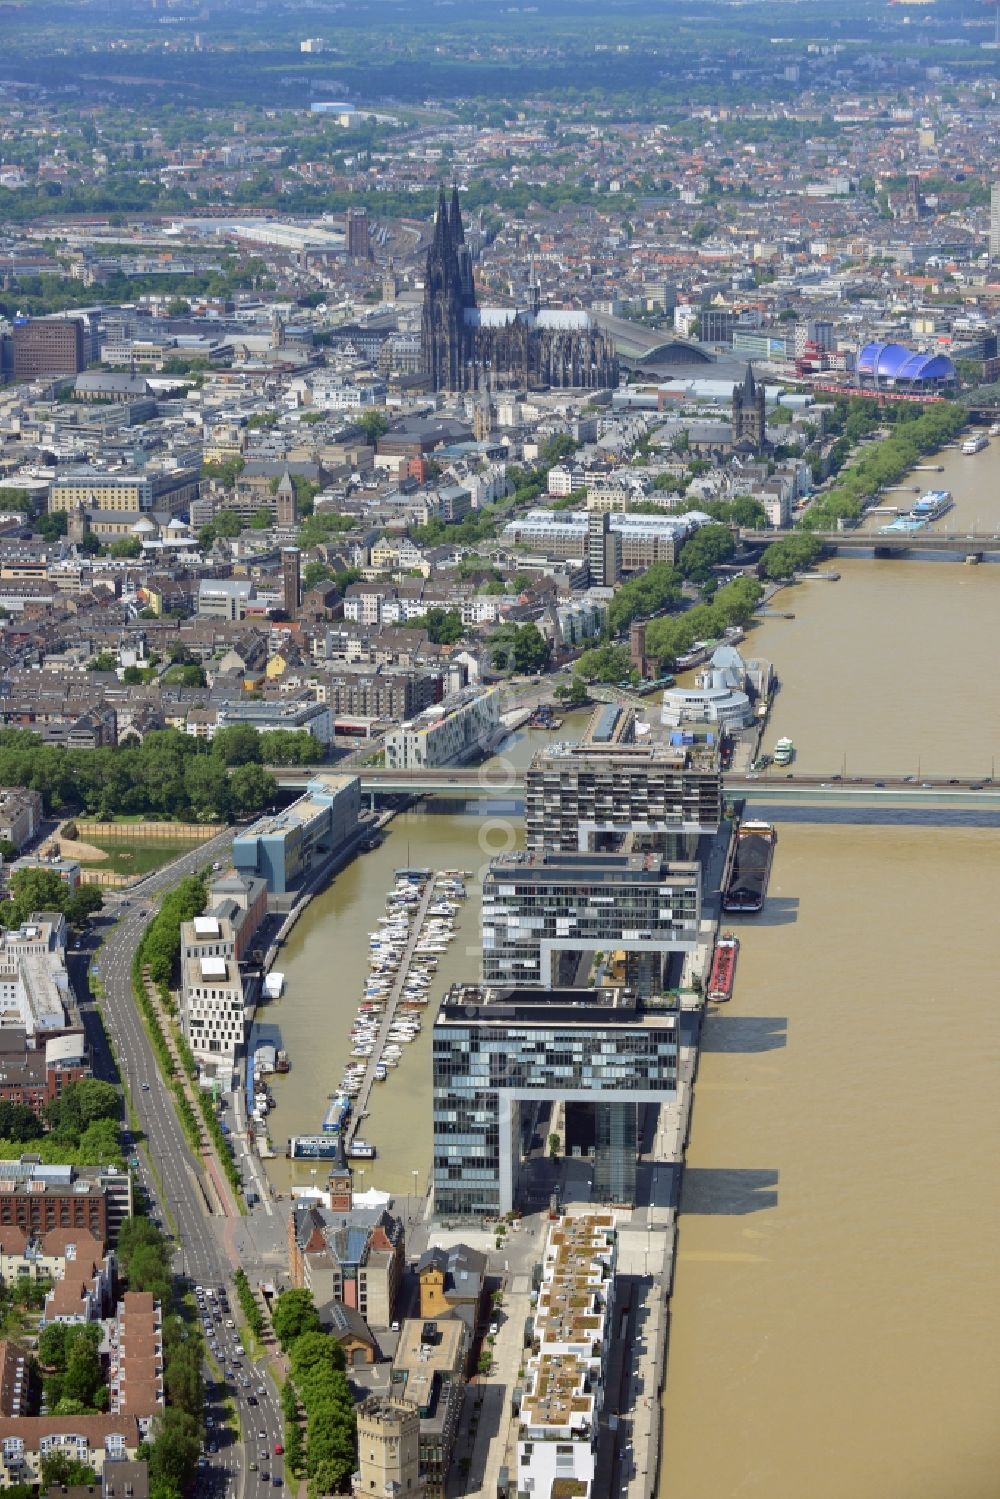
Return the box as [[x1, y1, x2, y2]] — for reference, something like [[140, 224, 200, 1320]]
[[352, 1396, 424, 1498], [731, 362, 767, 452]]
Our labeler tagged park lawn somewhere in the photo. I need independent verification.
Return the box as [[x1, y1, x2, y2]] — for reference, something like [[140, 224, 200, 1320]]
[[82, 835, 194, 877]]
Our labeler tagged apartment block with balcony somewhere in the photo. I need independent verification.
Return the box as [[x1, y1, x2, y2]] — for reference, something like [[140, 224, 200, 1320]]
[[524, 708, 722, 852], [481, 850, 701, 989], [384, 687, 500, 771], [517, 1213, 617, 1499]]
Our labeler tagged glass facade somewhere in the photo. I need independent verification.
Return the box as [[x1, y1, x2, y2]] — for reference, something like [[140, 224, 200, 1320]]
[[481, 853, 700, 986], [432, 991, 677, 1217]]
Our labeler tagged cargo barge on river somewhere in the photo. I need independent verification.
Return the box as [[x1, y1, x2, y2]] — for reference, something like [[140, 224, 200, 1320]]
[[722, 821, 776, 914], [706, 934, 739, 1001]]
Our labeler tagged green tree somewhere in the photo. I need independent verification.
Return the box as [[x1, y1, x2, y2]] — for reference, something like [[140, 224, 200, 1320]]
[[760, 534, 823, 579], [36, 512, 68, 543], [272, 1289, 323, 1350], [250, 507, 273, 530], [61, 1337, 103, 1407], [357, 409, 389, 442], [65, 886, 104, 926], [227, 763, 276, 818], [410, 606, 464, 645], [0, 1101, 43, 1142], [38, 1321, 69, 1368], [212, 724, 263, 766], [142, 1406, 203, 1497], [677, 524, 736, 582], [40, 1455, 99, 1488], [489, 622, 551, 674], [87, 651, 118, 673], [109, 537, 143, 559], [573, 643, 633, 684]]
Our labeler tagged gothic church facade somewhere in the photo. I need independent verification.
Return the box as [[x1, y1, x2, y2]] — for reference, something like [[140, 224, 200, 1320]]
[[421, 188, 617, 394]]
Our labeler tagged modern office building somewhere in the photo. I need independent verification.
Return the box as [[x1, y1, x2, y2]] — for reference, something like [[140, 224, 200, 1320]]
[[384, 686, 500, 770], [991, 181, 1000, 262], [432, 983, 677, 1216], [587, 508, 621, 587], [481, 850, 701, 989], [179, 914, 245, 1070], [232, 773, 360, 895], [13, 318, 85, 381], [345, 206, 370, 262], [48, 468, 200, 516], [524, 707, 722, 851], [503, 508, 706, 571], [517, 1213, 617, 1499], [216, 697, 332, 745]]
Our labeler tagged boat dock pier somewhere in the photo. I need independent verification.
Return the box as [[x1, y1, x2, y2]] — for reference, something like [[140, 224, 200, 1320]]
[[344, 877, 438, 1148]]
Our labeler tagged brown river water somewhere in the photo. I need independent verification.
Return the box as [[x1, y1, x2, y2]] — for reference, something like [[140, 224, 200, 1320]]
[[260, 434, 1000, 1498]]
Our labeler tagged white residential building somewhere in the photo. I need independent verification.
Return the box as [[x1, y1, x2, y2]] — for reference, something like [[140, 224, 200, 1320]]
[[180, 915, 245, 1069], [385, 686, 500, 770], [517, 1213, 617, 1499]]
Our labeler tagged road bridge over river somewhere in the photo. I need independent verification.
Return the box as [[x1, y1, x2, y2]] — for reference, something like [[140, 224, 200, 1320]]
[[741, 528, 1000, 560], [267, 765, 1000, 808]]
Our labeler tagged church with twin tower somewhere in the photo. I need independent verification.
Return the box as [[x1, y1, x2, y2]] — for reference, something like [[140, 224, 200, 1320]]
[[421, 186, 617, 393]]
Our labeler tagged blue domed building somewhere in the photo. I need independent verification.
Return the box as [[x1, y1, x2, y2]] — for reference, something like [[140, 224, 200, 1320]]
[[856, 341, 956, 394]]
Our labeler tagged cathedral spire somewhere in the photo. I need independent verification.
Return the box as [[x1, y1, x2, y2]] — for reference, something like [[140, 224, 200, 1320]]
[[450, 184, 465, 244], [432, 184, 450, 254]]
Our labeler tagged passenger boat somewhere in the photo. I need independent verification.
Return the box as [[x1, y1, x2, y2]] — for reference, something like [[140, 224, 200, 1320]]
[[707, 934, 739, 1002], [723, 822, 777, 914], [904, 489, 953, 525], [347, 1139, 376, 1160], [772, 736, 794, 766], [961, 433, 988, 454]]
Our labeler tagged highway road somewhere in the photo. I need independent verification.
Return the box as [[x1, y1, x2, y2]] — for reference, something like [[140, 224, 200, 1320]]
[[72, 829, 285, 1499]]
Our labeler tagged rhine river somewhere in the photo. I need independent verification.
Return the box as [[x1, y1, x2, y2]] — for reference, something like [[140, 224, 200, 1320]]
[[262, 433, 1000, 1497]]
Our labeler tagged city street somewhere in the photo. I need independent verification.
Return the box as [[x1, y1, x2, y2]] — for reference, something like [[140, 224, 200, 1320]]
[[71, 830, 286, 1498]]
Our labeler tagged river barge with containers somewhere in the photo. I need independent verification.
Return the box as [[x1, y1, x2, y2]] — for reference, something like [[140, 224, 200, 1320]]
[[707, 934, 740, 1001], [723, 821, 777, 914]]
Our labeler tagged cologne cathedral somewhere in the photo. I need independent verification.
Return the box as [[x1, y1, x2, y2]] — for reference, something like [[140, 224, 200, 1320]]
[[421, 187, 617, 393]]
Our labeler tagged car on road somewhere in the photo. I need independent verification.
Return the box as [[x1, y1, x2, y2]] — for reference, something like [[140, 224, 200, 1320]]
[[970, 783, 985, 791], [141, 1082, 150, 1090], [273, 1445, 283, 1457], [272, 1480, 282, 1489]]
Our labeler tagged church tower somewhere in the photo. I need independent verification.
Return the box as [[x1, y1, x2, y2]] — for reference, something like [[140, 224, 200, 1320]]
[[422, 185, 477, 392], [731, 362, 767, 452]]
